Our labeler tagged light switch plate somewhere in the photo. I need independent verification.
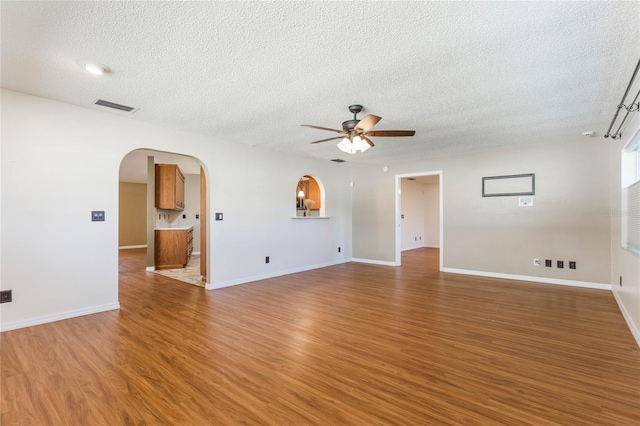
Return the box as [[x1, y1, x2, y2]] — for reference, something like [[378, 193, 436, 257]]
[[91, 211, 105, 221], [215, 213, 223, 221]]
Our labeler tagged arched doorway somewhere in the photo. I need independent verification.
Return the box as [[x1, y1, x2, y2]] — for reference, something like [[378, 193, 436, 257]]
[[119, 149, 209, 286]]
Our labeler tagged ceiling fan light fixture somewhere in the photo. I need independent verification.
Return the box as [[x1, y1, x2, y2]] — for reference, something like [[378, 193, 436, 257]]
[[352, 135, 364, 151], [360, 140, 372, 153], [337, 137, 356, 154]]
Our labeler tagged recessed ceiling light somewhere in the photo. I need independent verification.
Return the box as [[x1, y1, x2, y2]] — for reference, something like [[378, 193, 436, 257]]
[[83, 62, 110, 75]]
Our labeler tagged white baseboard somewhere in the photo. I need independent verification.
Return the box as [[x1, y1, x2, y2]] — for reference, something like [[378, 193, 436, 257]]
[[205, 260, 348, 290], [145, 266, 155, 272], [612, 289, 640, 349], [0, 302, 120, 332], [351, 258, 397, 267], [423, 245, 440, 248], [192, 251, 201, 256], [119, 245, 147, 250], [441, 267, 611, 290]]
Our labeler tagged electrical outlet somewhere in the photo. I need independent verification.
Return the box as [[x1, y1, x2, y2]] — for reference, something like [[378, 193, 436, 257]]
[[338, 247, 341, 253], [182, 214, 186, 219], [215, 213, 223, 221], [620, 276, 623, 286], [533, 259, 540, 266], [265, 256, 270, 264], [0, 290, 12, 303], [569, 261, 576, 270], [415, 237, 417, 241], [557, 261, 564, 269], [545, 259, 552, 267]]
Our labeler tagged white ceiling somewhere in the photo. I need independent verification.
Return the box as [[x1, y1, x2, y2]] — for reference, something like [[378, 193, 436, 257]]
[[406, 175, 440, 185], [2, 2, 639, 168], [119, 149, 202, 184]]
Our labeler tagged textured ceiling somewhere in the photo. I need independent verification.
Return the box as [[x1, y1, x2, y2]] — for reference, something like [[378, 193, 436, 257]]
[[2, 2, 639, 167]]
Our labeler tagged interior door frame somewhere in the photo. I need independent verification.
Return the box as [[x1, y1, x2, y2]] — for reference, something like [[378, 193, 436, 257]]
[[394, 171, 443, 270]]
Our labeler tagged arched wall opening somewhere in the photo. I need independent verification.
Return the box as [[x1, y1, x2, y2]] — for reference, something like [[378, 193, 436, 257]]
[[119, 148, 209, 286], [295, 174, 326, 217]]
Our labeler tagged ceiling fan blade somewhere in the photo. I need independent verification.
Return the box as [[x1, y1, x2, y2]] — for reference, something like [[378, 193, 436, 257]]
[[310, 136, 345, 144], [361, 135, 375, 147], [365, 130, 415, 137], [354, 114, 381, 132], [301, 124, 345, 134]]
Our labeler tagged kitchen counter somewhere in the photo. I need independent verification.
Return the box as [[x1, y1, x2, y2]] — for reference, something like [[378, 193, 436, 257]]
[[155, 226, 193, 231]]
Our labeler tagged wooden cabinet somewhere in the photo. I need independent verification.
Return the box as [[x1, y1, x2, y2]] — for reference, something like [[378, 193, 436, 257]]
[[154, 227, 194, 270], [305, 175, 321, 210], [155, 164, 185, 211]]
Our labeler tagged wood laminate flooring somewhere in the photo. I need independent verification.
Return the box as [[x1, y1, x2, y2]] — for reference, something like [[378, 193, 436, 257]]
[[1, 248, 639, 425]]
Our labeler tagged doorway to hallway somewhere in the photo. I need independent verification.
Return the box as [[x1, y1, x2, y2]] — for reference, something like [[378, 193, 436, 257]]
[[395, 171, 443, 270]]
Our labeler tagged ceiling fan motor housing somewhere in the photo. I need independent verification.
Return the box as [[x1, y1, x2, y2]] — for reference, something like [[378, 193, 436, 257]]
[[343, 104, 364, 130], [342, 119, 360, 131]]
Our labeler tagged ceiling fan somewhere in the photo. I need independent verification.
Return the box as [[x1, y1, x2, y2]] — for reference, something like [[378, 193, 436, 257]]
[[301, 105, 415, 154]]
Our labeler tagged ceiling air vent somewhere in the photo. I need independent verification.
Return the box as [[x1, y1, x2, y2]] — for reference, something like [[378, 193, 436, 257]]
[[94, 99, 137, 113], [331, 159, 346, 163]]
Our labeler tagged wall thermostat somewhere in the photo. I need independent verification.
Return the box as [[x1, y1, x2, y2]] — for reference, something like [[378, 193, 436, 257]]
[[518, 197, 533, 207]]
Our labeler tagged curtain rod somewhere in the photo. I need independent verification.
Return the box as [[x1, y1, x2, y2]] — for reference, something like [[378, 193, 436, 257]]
[[604, 57, 640, 140]]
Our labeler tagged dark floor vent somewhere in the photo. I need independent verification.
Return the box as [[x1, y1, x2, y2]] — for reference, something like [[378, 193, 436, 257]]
[[94, 99, 137, 112], [331, 159, 346, 163]]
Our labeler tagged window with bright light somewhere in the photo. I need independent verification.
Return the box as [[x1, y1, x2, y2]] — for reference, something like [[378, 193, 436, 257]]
[[622, 127, 640, 255]]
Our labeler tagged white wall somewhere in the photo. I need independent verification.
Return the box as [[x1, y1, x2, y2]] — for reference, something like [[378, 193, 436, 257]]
[[184, 174, 201, 252], [610, 113, 640, 346], [423, 183, 440, 248], [0, 90, 352, 330], [353, 138, 611, 285], [400, 180, 424, 250], [400, 179, 440, 251]]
